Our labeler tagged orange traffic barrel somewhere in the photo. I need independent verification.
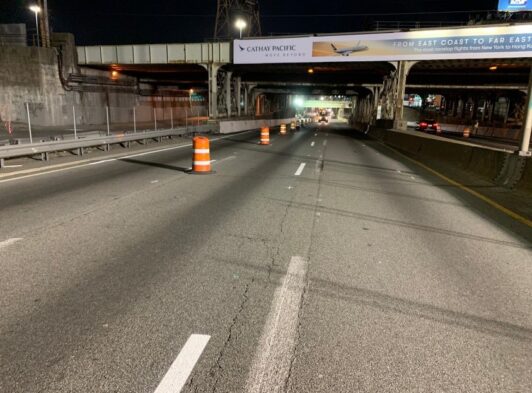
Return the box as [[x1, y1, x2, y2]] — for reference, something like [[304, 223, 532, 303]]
[[280, 124, 287, 135], [290, 121, 296, 130], [463, 127, 470, 138], [191, 136, 213, 174], [260, 127, 270, 145]]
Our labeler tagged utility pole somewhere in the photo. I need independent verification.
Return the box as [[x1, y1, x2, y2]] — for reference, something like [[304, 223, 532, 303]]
[[214, 0, 261, 40]]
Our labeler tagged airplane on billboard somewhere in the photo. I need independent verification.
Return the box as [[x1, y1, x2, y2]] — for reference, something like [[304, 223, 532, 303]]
[[330, 42, 368, 56]]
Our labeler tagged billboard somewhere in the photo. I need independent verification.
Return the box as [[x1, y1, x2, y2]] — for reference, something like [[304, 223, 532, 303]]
[[498, 0, 532, 11], [233, 24, 532, 64]]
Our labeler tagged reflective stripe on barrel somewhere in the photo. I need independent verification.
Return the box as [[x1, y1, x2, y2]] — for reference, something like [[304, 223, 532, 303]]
[[280, 124, 287, 135], [260, 127, 270, 145], [192, 136, 211, 172]]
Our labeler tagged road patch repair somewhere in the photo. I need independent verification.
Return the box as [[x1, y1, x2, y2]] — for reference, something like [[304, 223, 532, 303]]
[[245, 256, 309, 393]]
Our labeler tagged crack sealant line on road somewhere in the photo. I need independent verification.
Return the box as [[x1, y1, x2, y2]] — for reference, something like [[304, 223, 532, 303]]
[[0, 130, 258, 184]]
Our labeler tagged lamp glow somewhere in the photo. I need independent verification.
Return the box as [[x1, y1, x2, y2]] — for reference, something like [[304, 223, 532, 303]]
[[235, 19, 247, 39], [29, 5, 41, 47]]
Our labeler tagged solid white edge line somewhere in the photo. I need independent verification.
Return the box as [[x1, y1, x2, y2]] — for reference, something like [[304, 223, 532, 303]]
[[294, 162, 306, 176], [154, 334, 211, 393], [0, 238, 23, 250], [0, 130, 257, 184]]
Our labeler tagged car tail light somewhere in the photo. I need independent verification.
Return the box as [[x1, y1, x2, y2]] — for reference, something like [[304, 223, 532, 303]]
[[420, 122, 427, 127]]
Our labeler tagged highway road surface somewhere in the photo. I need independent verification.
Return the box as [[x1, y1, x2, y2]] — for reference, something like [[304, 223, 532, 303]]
[[1, 124, 531, 392]]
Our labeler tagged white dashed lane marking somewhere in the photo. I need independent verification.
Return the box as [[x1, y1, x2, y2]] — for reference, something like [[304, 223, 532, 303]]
[[153, 334, 210, 393], [0, 238, 23, 250], [294, 163, 306, 176]]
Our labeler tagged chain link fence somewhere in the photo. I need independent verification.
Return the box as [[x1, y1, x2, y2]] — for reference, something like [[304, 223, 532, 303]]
[[0, 101, 208, 145]]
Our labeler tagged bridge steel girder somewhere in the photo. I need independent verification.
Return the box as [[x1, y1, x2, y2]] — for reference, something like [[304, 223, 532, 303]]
[[77, 42, 231, 66]]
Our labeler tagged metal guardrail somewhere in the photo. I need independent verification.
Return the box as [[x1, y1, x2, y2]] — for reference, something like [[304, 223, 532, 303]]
[[0, 125, 213, 168]]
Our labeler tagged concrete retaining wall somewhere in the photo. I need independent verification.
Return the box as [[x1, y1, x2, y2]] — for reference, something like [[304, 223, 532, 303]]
[[367, 128, 513, 183], [517, 159, 532, 193], [0, 37, 207, 129], [219, 118, 295, 134]]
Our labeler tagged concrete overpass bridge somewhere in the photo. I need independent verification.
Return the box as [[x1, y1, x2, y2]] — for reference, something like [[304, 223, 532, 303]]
[[76, 23, 532, 155]]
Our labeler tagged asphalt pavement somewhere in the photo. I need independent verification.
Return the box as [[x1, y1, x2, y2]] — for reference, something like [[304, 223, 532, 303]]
[[1, 124, 531, 392]]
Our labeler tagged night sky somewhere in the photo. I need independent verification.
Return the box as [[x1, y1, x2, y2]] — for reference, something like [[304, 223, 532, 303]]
[[1, 0, 499, 45]]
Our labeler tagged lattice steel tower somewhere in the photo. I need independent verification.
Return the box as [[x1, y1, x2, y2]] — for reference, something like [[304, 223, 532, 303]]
[[214, 0, 261, 39]]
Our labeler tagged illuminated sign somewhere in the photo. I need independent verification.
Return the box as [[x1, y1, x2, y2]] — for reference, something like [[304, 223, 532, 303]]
[[234, 24, 532, 64], [498, 0, 532, 11]]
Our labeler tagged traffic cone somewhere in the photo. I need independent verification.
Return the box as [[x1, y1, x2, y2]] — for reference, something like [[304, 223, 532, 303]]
[[260, 127, 270, 145], [190, 136, 214, 174]]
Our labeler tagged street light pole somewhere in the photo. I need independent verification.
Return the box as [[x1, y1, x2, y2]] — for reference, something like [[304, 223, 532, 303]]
[[29, 5, 41, 47]]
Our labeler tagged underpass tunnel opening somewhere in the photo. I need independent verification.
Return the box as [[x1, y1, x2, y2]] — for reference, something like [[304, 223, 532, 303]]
[[228, 61, 394, 121]]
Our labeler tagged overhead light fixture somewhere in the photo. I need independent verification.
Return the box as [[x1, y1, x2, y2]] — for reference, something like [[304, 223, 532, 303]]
[[489, 65, 498, 71], [307, 68, 314, 74], [235, 18, 247, 39], [29, 5, 41, 47]]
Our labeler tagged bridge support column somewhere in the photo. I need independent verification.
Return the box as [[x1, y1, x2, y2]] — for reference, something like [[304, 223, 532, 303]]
[[225, 71, 233, 118], [243, 86, 249, 115], [373, 87, 381, 121], [202, 63, 222, 120], [519, 67, 532, 156], [393, 61, 417, 130], [235, 77, 242, 116]]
